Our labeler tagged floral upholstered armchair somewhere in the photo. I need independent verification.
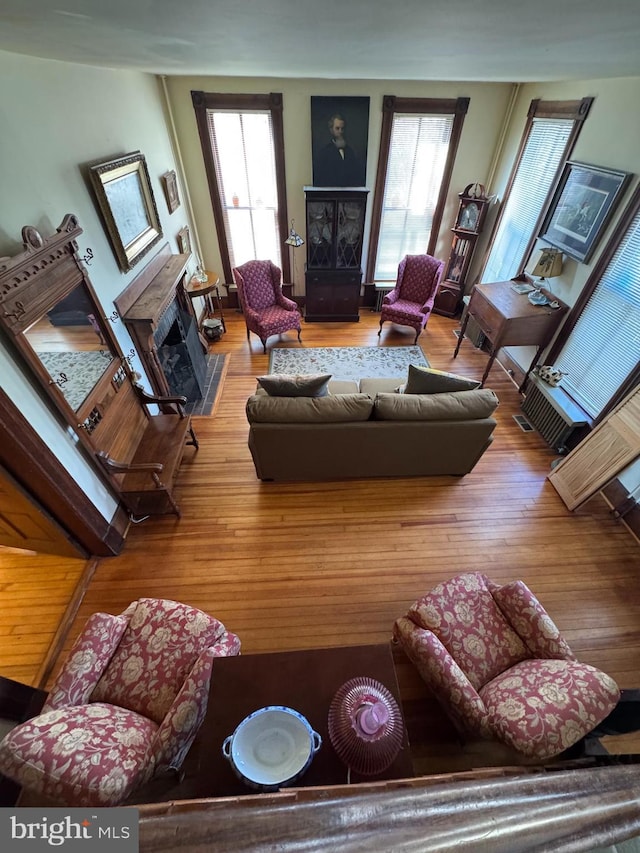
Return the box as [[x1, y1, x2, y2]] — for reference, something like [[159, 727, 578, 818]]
[[378, 254, 444, 345], [394, 572, 620, 760], [0, 598, 240, 806], [232, 259, 302, 353]]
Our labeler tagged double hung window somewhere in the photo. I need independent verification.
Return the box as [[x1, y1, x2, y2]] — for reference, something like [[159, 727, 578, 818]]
[[367, 97, 469, 282], [481, 99, 593, 284], [192, 91, 289, 282]]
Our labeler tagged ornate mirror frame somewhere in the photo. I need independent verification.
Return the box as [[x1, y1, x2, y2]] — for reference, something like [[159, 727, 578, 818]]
[[0, 214, 129, 453]]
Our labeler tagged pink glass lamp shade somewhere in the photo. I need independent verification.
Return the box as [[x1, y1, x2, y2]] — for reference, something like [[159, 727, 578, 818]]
[[328, 677, 404, 776]]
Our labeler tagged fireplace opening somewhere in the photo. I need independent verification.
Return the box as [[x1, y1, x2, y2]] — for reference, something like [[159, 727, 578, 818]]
[[155, 304, 206, 403]]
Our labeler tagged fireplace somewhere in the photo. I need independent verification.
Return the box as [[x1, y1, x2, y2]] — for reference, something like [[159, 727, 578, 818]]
[[154, 298, 206, 402], [116, 246, 207, 404]]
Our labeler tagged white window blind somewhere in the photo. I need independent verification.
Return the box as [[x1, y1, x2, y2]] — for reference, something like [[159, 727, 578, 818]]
[[207, 110, 281, 269], [556, 208, 640, 418], [482, 119, 573, 283], [374, 114, 454, 280]]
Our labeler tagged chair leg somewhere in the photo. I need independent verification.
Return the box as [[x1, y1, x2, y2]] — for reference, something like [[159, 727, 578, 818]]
[[261, 338, 267, 354], [413, 329, 420, 345], [378, 319, 384, 338], [246, 328, 250, 342], [297, 329, 302, 343]]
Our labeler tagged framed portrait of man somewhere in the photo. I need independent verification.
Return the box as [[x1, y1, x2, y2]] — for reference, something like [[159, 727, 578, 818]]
[[311, 96, 369, 188]]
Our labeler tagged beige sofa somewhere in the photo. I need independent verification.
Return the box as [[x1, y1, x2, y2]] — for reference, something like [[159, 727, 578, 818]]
[[246, 377, 499, 482]]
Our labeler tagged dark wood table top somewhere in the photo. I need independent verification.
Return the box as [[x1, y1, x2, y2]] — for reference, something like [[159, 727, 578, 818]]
[[127, 643, 413, 804]]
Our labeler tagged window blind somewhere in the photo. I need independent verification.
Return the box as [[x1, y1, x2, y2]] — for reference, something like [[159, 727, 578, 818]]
[[482, 119, 573, 283], [374, 114, 454, 280], [556, 208, 640, 418], [207, 110, 281, 269]]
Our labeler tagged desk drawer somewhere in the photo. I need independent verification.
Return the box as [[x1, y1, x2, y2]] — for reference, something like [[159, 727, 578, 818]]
[[470, 295, 502, 338]]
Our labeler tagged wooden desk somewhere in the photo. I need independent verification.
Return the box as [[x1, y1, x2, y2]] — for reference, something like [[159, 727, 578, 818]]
[[453, 280, 568, 390], [186, 270, 226, 332]]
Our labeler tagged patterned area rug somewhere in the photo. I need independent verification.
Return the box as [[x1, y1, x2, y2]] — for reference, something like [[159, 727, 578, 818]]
[[268, 346, 429, 381]]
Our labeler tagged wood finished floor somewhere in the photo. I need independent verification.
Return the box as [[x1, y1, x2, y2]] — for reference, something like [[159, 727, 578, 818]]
[[2, 307, 640, 770]]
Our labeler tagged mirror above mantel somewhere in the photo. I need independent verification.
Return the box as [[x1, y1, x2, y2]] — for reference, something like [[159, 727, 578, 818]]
[[0, 214, 129, 448]]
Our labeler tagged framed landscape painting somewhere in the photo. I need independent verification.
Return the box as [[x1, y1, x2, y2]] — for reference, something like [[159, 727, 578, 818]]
[[539, 161, 632, 263], [88, 151, 163, 272]]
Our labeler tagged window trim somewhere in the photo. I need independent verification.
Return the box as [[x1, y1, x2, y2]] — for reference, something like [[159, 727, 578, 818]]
[[191, 91, 290, 283], [480, 97, 593, 281], [365, 96, 469, 283], [546, 181, 640, 424]]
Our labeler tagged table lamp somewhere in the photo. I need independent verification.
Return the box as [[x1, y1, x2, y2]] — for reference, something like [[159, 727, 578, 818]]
[[328, 676, 403, 778], [527, 247, 563, 302]]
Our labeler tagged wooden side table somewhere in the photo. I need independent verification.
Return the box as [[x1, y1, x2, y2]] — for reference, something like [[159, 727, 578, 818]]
[[186, 270, 226, 332], [453, 280, 568, 390]]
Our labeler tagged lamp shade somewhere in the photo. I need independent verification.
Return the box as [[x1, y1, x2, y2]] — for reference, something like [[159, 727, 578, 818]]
[[328, 677, 403, 776], [285, 220, 304, 248], [529, 247, 563, 279]]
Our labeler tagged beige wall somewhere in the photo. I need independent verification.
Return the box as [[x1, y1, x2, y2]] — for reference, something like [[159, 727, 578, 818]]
[[164, 75, 515, 290]]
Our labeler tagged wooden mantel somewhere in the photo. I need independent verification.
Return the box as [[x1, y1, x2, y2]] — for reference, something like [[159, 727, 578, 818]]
[[115, 244, 191, 398]]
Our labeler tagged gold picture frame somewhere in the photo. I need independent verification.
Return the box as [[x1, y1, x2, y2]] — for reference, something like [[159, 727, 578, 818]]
[[177, 225, 192, 256], [161, 169, 180, 214], [88, 151, 163, 272]]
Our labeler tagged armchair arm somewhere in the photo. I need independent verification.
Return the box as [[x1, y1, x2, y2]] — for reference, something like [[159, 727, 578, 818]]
[[276, 292, 299, 312], [147, 647, 216, 777], [382, 288, 400, 306], [393, 616, 491, 738], [148, 632, 241, 776], [42, 612, 128, 712], [490, 580, 576, 661]]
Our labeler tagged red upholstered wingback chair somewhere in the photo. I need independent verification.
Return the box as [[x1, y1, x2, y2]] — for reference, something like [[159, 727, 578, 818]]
[[0, 598, 240, 806], [232, 260, 302, 353], [394, 573, 620, 760], [378, 254, 444, 345]]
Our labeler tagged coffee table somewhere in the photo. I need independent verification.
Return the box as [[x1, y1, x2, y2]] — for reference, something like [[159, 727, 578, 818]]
[[127, 643, 413, 804]]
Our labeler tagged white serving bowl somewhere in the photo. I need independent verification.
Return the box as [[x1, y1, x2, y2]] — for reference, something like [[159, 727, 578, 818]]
[[222, 706, 322, 791]]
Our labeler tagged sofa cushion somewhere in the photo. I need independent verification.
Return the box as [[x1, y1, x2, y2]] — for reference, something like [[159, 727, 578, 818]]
[[402, 364, 481, 394], [257, 373, 332, 397], [374, 389, 499, 421], [246, 393, 374, 423], [359, 377, 405, 395]]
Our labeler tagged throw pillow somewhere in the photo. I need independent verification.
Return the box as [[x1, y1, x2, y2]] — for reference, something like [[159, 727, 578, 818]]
[[256, 373, 331, 397], [403, 364, 481, 394]]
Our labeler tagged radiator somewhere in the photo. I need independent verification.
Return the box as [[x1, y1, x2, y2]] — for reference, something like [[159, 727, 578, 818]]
[[521, 375, 588, 454]]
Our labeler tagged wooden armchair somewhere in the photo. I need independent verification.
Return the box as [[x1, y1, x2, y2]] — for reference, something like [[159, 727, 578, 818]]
[[96, 383, 198, 519]]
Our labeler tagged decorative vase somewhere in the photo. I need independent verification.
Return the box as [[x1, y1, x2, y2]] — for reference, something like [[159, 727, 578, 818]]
[[328, 676, 404, 776]]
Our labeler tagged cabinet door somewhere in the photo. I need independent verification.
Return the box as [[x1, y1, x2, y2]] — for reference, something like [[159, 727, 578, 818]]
[[336, 200, 365, 269], [305, 278, 334, 316], [307, 200, 334, 268]]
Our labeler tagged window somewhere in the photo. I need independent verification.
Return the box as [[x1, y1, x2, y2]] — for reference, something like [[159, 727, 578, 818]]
[[481, 99, 593, 284], [552, 187, 640, 420], [366, 97, 469, 282], [192, 91, 289, 283]]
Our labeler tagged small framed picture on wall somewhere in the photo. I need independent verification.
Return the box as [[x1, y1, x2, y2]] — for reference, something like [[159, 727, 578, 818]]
[[177, 225, 191, 256], [161, 170, 180, 213]]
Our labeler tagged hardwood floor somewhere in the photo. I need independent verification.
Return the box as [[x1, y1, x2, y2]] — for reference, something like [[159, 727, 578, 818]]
[[2, 306, 640, 768]]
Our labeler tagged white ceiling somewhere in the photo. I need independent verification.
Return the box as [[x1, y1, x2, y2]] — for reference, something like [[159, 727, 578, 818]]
[[1, 0, 640, 83]]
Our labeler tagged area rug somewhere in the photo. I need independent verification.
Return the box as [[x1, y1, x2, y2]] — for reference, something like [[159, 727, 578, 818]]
[[185, 352, 229, 417], [268, 346, 429, 381], [37, 350, 112, 411]]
